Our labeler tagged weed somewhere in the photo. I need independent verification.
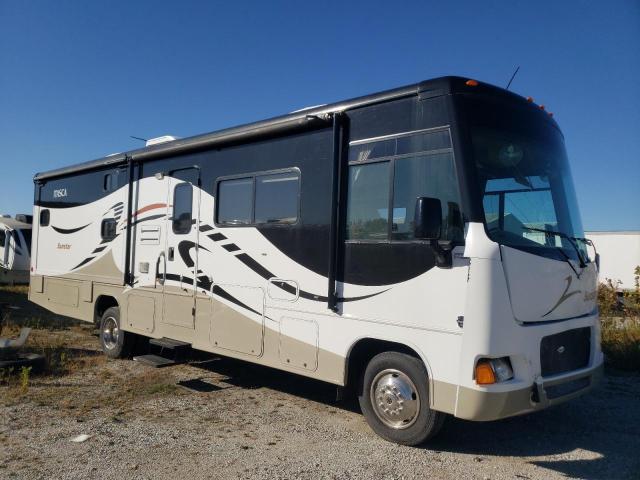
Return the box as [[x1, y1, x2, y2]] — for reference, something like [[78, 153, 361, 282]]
[[19, 366, 31, 393], [599, 266, 640, 371]]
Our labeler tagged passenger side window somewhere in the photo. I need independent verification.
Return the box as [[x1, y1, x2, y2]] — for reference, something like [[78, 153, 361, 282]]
[[255, 172, 299, 224], [100, 218, 117, 241], [346, 162, 390, 240], [392, 152, 463, 241], [217, 178, 253, 225], [172, 183, 193, 234], [39, 209, 50, 227], [216, 170, 300, 226], [346, 128, 464, 243]]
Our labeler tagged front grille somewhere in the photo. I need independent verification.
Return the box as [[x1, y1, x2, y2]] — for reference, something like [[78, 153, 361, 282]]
[[540, 327, 591, 377]]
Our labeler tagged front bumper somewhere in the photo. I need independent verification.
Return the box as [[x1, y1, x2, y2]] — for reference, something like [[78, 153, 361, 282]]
[[454, 360, 604, 421]]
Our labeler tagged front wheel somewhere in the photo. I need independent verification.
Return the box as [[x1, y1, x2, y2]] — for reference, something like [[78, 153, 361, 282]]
[[99, 306, 134, 359], [358, 351, 446, 446]]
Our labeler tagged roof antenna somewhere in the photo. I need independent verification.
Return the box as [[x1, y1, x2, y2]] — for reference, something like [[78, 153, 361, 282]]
[[506, 66, 520, 91], [130, 135, 148, 142]]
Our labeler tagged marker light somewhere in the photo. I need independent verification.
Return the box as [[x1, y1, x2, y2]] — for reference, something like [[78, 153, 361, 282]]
[[526, 97, 534, 103], [548, 112, 554, 117], [539, 105, 545, 110], [475, 357, 514, 385], [465, 79, 479, 86]]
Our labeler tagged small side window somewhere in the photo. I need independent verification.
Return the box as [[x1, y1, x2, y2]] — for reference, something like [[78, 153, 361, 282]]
[[254, 172, 300, 224], [40, 209, 50, 227], [101, 218, 117, 241], [217, 177, 253, 225], [103, 173, 113, 191], [346, 161, 390, 240], [172, 183, 193, 234]]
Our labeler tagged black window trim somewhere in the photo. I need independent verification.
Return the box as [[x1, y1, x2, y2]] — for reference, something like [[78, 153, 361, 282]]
[[345, 127, 464, 245], [100, 218, 117, 241], [214, 167, 301, 228], [39, 209, 50, 227], [172, 182, 194, 235]]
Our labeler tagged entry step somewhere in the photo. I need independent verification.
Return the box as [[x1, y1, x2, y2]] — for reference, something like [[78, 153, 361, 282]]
[[133, 354, 178, 368], [149, 337, 191, 350]]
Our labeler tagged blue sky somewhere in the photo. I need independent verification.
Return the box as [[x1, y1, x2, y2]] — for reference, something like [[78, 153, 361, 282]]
[[1, 1, 638, 230]]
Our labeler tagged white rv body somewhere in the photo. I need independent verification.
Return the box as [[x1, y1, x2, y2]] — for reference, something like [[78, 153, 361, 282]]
[[28, 77, 603, 443]]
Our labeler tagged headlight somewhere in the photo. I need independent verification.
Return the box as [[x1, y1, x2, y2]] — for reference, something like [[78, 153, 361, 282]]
[[475, 357, 514, 385]]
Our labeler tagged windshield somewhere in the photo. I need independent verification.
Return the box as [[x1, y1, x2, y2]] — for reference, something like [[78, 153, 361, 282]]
[[463, 95, 588, 262]]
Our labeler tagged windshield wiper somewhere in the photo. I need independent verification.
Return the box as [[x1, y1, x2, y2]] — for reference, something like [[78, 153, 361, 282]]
[[523, 227, 588, 270]]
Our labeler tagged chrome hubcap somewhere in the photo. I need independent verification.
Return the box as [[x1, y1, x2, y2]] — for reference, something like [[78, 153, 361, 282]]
[[102, 316, 119, 349], [370, 369, 420, 429]]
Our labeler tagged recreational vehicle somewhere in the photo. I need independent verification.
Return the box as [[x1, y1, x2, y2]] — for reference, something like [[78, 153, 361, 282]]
[[1, 215, 32, 285], [29, 77, 603, 445]]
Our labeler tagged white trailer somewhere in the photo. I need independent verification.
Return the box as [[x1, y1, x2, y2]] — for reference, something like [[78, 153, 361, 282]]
[[0, 216, 32, 285], [586, 231, 640, 290]]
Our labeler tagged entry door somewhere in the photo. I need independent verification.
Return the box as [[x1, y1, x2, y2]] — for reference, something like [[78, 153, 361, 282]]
[[162, 168, 200, 328]]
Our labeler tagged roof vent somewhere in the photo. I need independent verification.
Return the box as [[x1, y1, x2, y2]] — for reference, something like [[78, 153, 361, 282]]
[[146, 135, 179, 147]]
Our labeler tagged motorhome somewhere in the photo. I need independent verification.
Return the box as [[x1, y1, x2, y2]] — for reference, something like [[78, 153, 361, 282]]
[[1, 215, 32, 285], [29, 77, 603, 445]]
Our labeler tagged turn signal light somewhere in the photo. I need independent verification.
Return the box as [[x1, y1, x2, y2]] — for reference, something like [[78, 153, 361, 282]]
[[475, 357, 514, 385], [475, 360, 496, 385], [465, 79, 479, 86]]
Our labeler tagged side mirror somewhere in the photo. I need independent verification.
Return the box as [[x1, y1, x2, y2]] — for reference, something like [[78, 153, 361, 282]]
[[414, 197, 442, 240]]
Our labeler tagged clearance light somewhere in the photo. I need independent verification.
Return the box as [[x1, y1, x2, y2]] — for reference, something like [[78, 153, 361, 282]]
[[548, 112, 554, 117], [465, 79, 479, 86], [475, 357, 514, 385], [526, 97, 534, 103], [539, 105, 545, 110]]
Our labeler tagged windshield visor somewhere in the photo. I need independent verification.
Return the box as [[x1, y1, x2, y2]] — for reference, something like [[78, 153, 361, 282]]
[[462, 95, 587, 262]]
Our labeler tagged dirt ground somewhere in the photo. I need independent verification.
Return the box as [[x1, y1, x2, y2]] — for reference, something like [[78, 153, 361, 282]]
[[1, 287, 639, 480]]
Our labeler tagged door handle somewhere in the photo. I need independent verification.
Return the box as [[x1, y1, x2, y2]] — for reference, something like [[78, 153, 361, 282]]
[[168, 247, 174, 261], [155, 252, 166, 287]]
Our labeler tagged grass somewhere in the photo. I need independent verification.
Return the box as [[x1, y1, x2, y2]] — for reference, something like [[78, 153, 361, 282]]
[[598, 266, 640, 371], [0, 285, 182, 411]]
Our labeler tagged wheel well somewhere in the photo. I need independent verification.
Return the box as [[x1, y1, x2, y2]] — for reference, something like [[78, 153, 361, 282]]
[[345, 338, 423, 395], [94, 295, 119, 325]]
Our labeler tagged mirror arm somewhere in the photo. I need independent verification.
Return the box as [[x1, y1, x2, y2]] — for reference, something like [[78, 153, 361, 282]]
[[429, 239, 453, 269]]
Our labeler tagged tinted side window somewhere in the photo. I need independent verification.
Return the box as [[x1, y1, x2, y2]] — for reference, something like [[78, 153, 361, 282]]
[[0, 230, 6, 246], [392, 152, 463, 241], [217, 178, 253, 225], [254, 172, 299, 224], [346, 162, 390, 240], [347, 128, 463, 243], [101, 219, 117, 241], [40, 209, 50, 227], [172, 183, 193, 234]]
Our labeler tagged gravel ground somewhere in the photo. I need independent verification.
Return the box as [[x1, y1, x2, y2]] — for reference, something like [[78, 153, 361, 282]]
[[1, 339, 639, 480]]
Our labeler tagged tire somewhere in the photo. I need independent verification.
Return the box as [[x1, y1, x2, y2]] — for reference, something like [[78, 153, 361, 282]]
[[99, 306, 134, 359], [358, 351, 446, 446]]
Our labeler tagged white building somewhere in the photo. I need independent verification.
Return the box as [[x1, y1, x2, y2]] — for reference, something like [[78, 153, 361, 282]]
[[585, 231, 640, 290]]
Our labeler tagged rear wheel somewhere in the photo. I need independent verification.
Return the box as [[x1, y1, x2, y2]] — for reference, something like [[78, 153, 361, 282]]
[[99, 306, 134, 359], [358, 351, 446, 446]]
